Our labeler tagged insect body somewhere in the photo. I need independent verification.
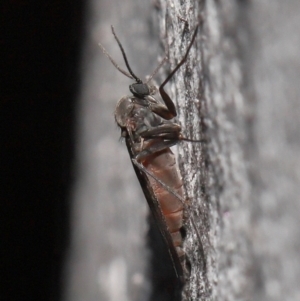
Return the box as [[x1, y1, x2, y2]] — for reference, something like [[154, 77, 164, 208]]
[[115, 94, 186, 281], [99, 25, 199, 284]]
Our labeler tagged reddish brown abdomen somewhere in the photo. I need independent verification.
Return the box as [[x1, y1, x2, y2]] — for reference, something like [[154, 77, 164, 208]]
[[142, 148, 185, 258]]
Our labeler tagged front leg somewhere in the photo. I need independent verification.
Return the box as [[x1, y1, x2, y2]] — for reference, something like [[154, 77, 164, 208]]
[[145, 95, 176, 120]]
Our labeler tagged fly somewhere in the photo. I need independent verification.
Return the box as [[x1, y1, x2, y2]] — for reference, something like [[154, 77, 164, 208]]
[[99, 25, 202, 285]]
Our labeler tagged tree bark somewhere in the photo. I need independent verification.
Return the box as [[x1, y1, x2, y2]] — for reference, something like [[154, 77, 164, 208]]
[[64, 0, 300, 301], [155, 1, 253, 300], [250, 1, 300, 301]]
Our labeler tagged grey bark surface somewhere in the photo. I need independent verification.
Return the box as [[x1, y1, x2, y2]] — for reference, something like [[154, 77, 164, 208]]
[[64, 0, 300, 301], [154, 1, 253, 300], [250, 1, 300, 301]]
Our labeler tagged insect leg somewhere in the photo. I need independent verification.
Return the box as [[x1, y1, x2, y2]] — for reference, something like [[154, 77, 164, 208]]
[[143, 96, 175, 120], [137, 96, 175, 120], [145, 55, 168, 84], [158, 26, 199, 117], [138, 123, 181, 139], [146, 19, 172, 84], [138, 123, 206, 144]]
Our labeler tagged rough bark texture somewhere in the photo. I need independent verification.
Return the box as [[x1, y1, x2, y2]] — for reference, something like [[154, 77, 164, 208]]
[[155, 1, 253, 300], [64, 0, 300, 301]]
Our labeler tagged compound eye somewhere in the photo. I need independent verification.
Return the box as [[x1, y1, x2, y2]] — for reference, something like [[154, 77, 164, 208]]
[[129, 83, 150, 97]]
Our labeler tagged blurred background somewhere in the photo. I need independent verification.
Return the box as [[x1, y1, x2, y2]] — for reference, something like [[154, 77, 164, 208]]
[[2, 0, 300, 301], [2, 1, 83, 301]]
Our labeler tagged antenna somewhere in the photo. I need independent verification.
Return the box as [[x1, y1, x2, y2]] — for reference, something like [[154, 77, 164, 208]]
[[98, 42, 134, 79], [111, 26, 142, 83]]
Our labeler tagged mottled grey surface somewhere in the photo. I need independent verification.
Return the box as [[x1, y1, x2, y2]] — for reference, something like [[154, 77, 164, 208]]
[[64, 0, 300, 301], [251, 1, 300, 301], [158, 1, 253, 300], [63, 1, 160, 301]]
